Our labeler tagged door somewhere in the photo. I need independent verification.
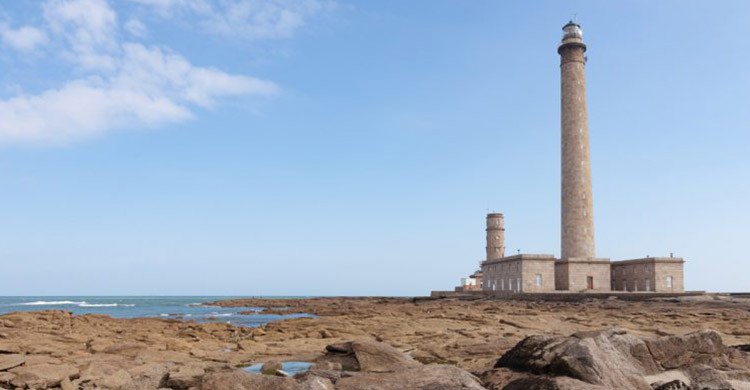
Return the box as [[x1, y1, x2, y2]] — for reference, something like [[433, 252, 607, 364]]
[[586, 276, 594, 290]]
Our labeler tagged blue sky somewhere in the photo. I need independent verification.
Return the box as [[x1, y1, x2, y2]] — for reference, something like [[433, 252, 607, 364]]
[[0, 1, 748, 295]]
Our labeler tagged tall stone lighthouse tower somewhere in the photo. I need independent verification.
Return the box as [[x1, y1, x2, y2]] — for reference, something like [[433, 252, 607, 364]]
[[485, 213, 505, 260], [559, 21, 595, 260]]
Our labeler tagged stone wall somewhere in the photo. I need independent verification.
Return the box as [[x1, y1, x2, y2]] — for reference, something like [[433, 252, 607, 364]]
[[555, 259, 611, 292], [611, 258, 684, 293], [481, 254, 556, 293], [521, 258, 556, 292], [482, 258, 521, 292]]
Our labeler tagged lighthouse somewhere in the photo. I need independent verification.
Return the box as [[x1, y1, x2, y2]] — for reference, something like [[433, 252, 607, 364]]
[[559, 21, 596, 261]]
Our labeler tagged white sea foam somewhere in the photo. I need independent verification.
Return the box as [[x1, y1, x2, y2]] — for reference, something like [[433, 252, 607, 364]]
[[15, 301, 135, 307], [207, 313, 233, 317], [16, 301, 84, 306]]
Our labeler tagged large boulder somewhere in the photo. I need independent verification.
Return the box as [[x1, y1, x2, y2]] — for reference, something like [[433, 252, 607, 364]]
[[496, 328, 652, 389], [335, 364, 486, 390], [318, 340, 419, 372], [491, 328, 750, 390]]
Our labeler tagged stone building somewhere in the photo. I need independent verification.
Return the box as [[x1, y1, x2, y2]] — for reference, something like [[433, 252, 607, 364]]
[[610, 257, 685, 292], [483, 254, 556, 293], [472, 22, 686, 294]]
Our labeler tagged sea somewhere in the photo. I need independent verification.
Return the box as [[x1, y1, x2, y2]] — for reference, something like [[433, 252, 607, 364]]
[[0, 296, 315, 327]]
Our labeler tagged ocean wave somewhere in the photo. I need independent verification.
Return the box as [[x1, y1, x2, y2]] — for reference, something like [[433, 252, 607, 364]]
[[16, 301, 85, 306], [14, 301, 135, 308], [206, 313, 233, 317]]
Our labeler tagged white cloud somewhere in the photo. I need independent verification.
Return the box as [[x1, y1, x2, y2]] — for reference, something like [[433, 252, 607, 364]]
[[124, 18, 148, 37], [129, 0, 328, 39], [43, 0, 119, 70], [0, 0, 280, 145], [0, 24, 49, 51]]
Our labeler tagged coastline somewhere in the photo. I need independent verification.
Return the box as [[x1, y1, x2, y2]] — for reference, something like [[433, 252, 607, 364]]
[[1, 295, 749, 388]]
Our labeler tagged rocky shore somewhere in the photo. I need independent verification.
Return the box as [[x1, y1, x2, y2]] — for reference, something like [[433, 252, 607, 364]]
[[0, 295, 749, 389]]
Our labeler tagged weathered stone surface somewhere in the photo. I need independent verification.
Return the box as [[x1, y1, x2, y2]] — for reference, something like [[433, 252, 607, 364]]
[[0, 342, 20, 354], [317, 339, 420, 373], [261, 360, 282, 375], [128, 362, 169, 389], [165, 363, 206, 389], [335, 364, 486, 390], [351, 340, 420, 372], [0, 372, 15, 387], [645, 330, 725, 369], [9, 363, 79, 389], [96, 369, 135, 389], [201, 369, 334, 390], [493, 328, 750, 390], [0, 355, 25, 372]]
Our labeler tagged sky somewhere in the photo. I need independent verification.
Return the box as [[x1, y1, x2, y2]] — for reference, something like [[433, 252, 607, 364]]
[[0, 0, 748, 295]]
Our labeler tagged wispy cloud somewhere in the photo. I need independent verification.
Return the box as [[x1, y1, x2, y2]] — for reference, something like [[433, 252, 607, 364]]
[[0, 0, 284, 146], [0, 24, 49, 52], [129, 0, 330, 39]]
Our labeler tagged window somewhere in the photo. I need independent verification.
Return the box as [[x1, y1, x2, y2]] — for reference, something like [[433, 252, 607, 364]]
[[516, 278, 521, 292], [666, 275, 673, 288], [501, 279, 504, 290], [645, 279, 651, 291], [535, 274, 542, 287]]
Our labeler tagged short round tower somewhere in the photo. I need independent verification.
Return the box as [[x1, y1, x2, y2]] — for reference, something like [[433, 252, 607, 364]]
[[485, 213, 505, 260]]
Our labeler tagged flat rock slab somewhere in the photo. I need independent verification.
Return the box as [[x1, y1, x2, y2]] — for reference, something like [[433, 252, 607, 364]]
[[335, 364, 486, 390], [0, 354, 25, 371], [10, 363, 79, 388]]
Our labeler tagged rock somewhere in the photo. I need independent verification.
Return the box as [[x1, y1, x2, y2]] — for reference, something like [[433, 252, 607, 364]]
[[502, 376, 606, 390], [165, 363, 206, 389], [319, 340, 420, 373], [494, 328, 750, 390], [312, 362, 342, 371], [128, 362, 169, 389], [0, 342, 20, 354], [651, 379, 690, 390], [335, 364, 486, 389], [0, 355, 25, 372], [0, 372, 15, 387], [9, 363, 79, 389], [202, 369, 334, 390], [645, 330, 725, 369], [261, 360, 283, 375], [320, 330, 334, 339], [96, 369, 135, 390], [351, 340, 420, 372], [60, 376, 75, 390]]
